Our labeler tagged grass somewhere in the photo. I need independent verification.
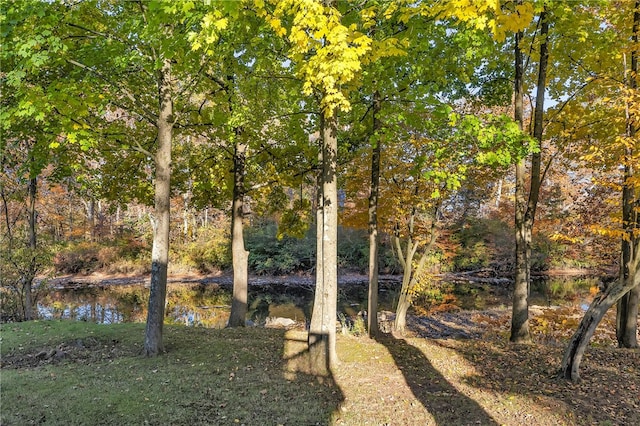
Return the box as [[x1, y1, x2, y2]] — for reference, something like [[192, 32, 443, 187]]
[[1, 320, 639, 425]]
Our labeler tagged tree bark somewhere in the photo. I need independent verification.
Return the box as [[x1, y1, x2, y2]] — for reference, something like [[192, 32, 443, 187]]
[[617, 1, 639, 349], [24, 175, 37, 321], [511, 26, 530, 343], [144, 58, 173, 356], [228, 135, 249, 327], [83, 197, 96, 241], [367, 90, 382, 338], [394, 212, 437, 334], [309, 113, 339, 373], [1, 184, 12, 248], [512, 11, 548, 342], [561, 243, 639, 381]]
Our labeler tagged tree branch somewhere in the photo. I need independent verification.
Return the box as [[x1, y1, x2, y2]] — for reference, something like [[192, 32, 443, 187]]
[[66, 58, 158, 123]]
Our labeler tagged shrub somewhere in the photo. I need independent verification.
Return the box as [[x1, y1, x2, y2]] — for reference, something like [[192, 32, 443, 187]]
[[54, 236, 150, 275], [246, 222, 314, 275], [176, 227, 231, 273], [337, 227, 369, 272], [451, 218, 514, 273], [245, 221, 400, 275], [1, 244, 52, 321], [54, 242, 101, 274]]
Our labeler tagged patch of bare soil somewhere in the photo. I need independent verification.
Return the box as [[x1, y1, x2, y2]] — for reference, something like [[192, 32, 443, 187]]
[[0, 337, 137, 369]]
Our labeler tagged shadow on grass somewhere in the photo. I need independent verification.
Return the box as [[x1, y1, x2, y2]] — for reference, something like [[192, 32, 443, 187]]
[[165, 326, 345, 425], [376, 333, 499, 426]]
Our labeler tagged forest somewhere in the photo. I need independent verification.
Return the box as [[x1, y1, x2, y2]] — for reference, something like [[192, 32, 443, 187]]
[[1, 0, 639, 424]]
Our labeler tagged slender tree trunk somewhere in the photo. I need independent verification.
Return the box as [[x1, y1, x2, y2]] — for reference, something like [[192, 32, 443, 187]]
[[86, 198, 96, 242], [393, 213, 437, 334], [511, 27, 530, 343], [394, 253, 412, 333], [394, 246, 434, 334], [561, 244, 639, 381], [24, 175, 37, 321], [228, 136, 249, 327], [144, 59, 173, 356], [309, 113, 339, 373], [618, 156, 639, 347], [512, 11, 549, 342], [394, 291, 410, 332], [1, 184, 12, 247], [617, 1, 639, 349], [367, 91, 382, 337], [494, 179, 503, 208]]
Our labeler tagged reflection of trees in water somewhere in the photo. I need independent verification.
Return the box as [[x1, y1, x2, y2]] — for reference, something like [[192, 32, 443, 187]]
[[165, 284, 231, 328], [39, 288, 126, 323], [248, 284, 313, 326], [531, 277, 599, 306], [38, 280, 411, 327]]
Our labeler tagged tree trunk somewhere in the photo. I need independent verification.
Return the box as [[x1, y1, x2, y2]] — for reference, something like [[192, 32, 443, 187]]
[[561, 244, 639, 381], [1, 184, 12, 248], [367, 90, 382, 338], [310, 144, 325, 371], [228, 136, 249, 327], [394, 262, 412, 334], [309, 113, 339, 374], [617, 1, 639, 349], [617, 286, 639, 347], [511, 26, 530, 343], [85, 197, 96, 242], [393, 213, 437, 334], [24, 175, 37, 321], [144, 59, 173, 357], [511, 11, 549, 342]]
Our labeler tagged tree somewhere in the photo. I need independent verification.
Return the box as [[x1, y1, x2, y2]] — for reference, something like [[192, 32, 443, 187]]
[[190, 3, 313, 326], [261, 0, 374, 372], [405, 0, 536, 341], [617, 0, 640, 349], [560, 0, 640, 380], [367, 90, 382, 337], [144, 57, 174, 355], [512, 6, 550, 343], [1, 0, 71, 321], [61, 0, 226, 355], [342, 3, 525, 335]]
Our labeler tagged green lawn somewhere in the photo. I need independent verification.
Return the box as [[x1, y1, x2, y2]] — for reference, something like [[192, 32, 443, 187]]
[[1, 320, 638, 425]]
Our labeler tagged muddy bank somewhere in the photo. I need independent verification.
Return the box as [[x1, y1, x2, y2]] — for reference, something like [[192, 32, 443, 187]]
[[47, 273, 403, 290]]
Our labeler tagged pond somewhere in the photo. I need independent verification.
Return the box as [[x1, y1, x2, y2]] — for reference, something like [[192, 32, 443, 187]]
[[36, 275, 601, 328]]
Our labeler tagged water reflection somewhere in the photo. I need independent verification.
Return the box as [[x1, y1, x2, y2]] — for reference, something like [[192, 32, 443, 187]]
[[35, 276, 600, 327], [530, 277, 598, 306], [38, 287, 140, 324]]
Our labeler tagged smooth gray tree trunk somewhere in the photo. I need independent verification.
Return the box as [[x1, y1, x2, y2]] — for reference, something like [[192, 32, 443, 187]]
[[309, 113, 339, 373], [144, 59, 173, 356], [367, 90, 382, 338]]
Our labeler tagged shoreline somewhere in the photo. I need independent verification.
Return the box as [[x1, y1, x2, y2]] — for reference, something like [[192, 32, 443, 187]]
[[43, 267, 609, 290]]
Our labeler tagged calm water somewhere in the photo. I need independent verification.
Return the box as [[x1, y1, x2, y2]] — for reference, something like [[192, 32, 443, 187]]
[[37, 280, 399, 327], [36, 276, 599, 327]]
